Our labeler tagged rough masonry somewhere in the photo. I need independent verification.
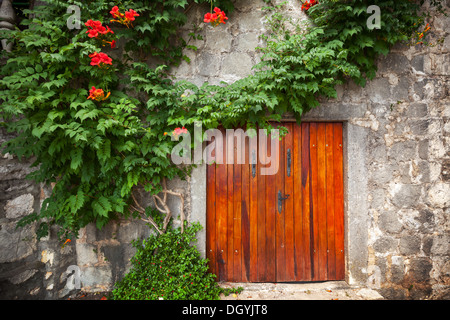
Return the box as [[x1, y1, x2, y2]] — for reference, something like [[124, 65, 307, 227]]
[[0, 0, 448, 299]]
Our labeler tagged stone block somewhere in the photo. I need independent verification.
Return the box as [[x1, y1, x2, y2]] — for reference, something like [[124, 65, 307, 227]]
[[367, 77, 392, 103], [117, 220, 151, 243], [237, 10, 265, 32], [4, 193, 34, 219], [235, 32, 261, 52], [76, 243, 98, 266], [302, 103, 368, 121], [197, 53, 221, 77], [417, 161, 430, 184], [0, 161, 35, 181], [408, 257, 432, 283], [390, 257, 405, 284], [405, 103, 428, 118], [80, 265, 112, 291], [377, 53, 410, 75], [389, 140, 417, 162], [373, 236, 396, 253], [434, 54, 450, 76], [411, 55, 424, 72], [399, 234, 421, 255], [391, 77, 410, 101], [418, 140, 429, 160], [391, 184, 422, 209], [409, 119, 429, 136], [416, 209, 435, 234], [430, 234, 449, 256], [221, 52, 253, 78], [378, 211, 403, 234], [427, 183, 450, 208], [370, 162, 396, 185], [204, 28, 233, 52], [0, 221, 36, 263]]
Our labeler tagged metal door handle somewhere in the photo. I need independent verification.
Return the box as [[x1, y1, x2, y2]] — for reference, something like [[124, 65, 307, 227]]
[[287, 148, 291, 177], [278, 190, 290, 213]]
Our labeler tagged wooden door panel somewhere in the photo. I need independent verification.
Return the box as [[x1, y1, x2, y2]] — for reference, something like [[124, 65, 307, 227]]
[[206, 123, 345, 282]]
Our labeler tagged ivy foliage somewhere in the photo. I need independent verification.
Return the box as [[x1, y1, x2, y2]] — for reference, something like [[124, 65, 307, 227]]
[[0, 0, 435, 239], [109, 222, 242, 300]]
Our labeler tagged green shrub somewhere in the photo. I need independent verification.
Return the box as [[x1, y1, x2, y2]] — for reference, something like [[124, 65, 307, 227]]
[[110, 222, 242, 300]]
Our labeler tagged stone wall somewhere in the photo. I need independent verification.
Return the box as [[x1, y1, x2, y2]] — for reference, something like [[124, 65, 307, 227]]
[[0, 141, 77, 299], [0, 0, 449, 299], [299, 1, 450, 298]]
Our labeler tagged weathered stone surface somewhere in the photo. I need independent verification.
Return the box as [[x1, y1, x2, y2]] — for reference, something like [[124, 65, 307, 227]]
[[430, 234, 449, 256], [75, 243, 98, 266], [405, 103, 428, 118], [4, 193, 34, 219], [391, 184, 422, 208], [441, 159, 450, 181], [399, 235, 421, 255], [408, 258, 432, 283], [0, 221, 35, 263], [204, 28, 233, 52], [377, 53, 411, 75], [427, 183, 450, 208], [389, 141, 417, 162], [373, 236, 396, 253], [221, 52, 253, 78], [80, 265, 113, 291], [378, 211, 403, 234]]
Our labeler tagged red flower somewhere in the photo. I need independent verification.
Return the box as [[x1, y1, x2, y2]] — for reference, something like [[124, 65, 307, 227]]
[[110, 40, 116, 49], [85, 20, 113, 39], [301, 0, 318, 11], [110, 6, 139, 28], [86, 28, 99, 38], [204, 12, 216, 23], [204, 7, 228, 27], [89, 52, 112, 67], [125, 9, 139, 22], [173, 127, 188, 136], [85, 19, 102, 29], [87, 86, 111, 101], [110, 6, 123, 19]]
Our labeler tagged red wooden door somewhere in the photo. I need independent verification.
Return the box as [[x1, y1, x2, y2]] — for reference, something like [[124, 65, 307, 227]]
[[206, 122, 344, 282]]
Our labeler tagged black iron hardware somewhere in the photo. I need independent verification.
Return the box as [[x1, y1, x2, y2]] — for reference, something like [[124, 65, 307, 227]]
[[287, 148, 291, 177], [252, 150, 256, 178], [278, 190, 290, 213]]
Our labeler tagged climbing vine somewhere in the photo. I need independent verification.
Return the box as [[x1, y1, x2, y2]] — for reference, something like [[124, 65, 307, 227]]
[[0, 0, 441, 240]]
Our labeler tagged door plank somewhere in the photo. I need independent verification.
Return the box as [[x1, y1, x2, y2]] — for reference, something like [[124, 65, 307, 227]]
[[206, 134, 216, 276], [233, 132, 242, 282], [240, 130, 250, 282], [325, 123, 336, 280], [216, 128, 228, 281], [248, 130, 258, 282], [317, 123, 328, 281], [309, 123, 320, 281], [226, 131, 234, 281], [276, 125, 286, 282], [284, 123, 295, 281], [257, 128, 267, 282], [293, 124, 303, 281], [301, 123, 312, 280], [265, 126, 276, 282], [333, 123, 345, 280]]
